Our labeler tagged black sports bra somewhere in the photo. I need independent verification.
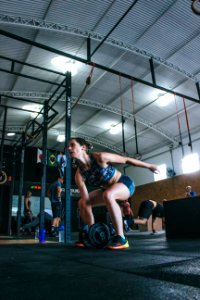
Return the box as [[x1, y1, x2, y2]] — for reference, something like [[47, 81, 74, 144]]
[[79, 154, 116, 186]]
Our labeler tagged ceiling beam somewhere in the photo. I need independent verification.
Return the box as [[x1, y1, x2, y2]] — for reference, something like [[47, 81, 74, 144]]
[[0, 91, 179, 144], [0, 14, 198, 81], [90, 0, 139, 58], [78, 98, 179, 144], [71, 133, 124, 154], [0, 29, 199, 104]]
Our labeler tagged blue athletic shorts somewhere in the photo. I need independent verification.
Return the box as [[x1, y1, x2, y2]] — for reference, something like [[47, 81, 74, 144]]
[[118, 175, 135, 196]]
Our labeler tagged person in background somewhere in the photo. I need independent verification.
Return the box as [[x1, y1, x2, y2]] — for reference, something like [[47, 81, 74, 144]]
[[133, 200, 164, 234], [21, 208, 53, 235], [119, 199, 134, 232], [185, 186, 197, 198], [68, 137, 159, 250], [47, 176, 63, 237], [23, 191, 34, 231]]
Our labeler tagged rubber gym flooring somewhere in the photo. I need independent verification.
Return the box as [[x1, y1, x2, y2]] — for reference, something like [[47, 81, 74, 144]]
[[1, 230, 200, 300]]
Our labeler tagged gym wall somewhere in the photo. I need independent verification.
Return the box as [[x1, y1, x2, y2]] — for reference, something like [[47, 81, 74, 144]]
[[3, 145, 76, 184], [131, 170, 200, 215]]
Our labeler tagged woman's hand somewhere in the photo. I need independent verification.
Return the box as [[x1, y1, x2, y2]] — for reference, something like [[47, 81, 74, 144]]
[[149, 164, 159, 174]]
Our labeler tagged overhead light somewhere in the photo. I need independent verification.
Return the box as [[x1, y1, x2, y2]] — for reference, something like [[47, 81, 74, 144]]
[[57, 134, 65, 142], [51, 56, 78, 76], [154, 164, 167, 181], [109, 124, 122, 135], [30, 112, 41, 118], [182, 153, 200, 174], [7, 132, 16, 136], [22, 104, 43, 119], [157, 93, 174, 107]]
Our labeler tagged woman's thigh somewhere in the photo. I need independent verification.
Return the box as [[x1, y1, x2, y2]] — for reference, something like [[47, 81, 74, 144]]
[[89, 183, 130, 206], [88, 189, 105, 207], [104, 183, 130, 201]]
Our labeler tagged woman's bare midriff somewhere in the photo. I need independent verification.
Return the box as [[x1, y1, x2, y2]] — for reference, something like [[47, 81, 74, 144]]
[[103, 170, 122, 188]]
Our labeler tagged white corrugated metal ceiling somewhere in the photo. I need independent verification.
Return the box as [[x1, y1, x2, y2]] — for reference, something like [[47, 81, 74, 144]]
[[0, 0, 200, 158]]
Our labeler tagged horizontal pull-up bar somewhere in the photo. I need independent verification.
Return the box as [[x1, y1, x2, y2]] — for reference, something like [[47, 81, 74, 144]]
[[0, 55, 65, 76]]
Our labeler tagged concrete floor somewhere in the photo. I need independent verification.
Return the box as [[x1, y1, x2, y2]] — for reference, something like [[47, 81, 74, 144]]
[[1, 231, 200, 300]]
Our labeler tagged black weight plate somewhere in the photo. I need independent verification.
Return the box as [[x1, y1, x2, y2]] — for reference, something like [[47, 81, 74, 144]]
[[79, 225, 92, 248], [88, 222, 110, 248]]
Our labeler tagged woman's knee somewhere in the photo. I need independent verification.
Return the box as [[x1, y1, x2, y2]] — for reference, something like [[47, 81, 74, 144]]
[[78, 198, 91, 210], [103, 190, 115, 205], [78, 198, 84, 210]]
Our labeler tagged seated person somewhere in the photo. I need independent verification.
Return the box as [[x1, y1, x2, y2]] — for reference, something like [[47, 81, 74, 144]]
[[134, 200, 164, 233], [21, 209, 53, 234], [119, 199, 134, 232], [185, 186, 196, 198]]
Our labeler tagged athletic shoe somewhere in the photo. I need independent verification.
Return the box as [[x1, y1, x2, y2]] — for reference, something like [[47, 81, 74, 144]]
[[106, 235, 129, 250], [74, 240, 93, 248], [74, 240, 85, 247]]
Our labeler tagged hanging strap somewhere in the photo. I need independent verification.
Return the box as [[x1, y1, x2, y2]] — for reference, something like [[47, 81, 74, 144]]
[[131, 79, 138, 154], [119, 74, 124, 115], [119, 75, 126, 154], [72, 64, 95, 110], [130, 79, 141, 159], [174, 93, 184, 157], [182, 97, 193, 151], [130, 78, 135, 114]]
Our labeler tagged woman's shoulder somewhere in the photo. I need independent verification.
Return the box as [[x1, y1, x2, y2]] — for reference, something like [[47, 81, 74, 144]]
[[92, 152, 113, 162], [92, 152, 103, 161]]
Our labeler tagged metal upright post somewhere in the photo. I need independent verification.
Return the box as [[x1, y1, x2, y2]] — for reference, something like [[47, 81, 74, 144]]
[[0, 107, 7, 173], [87, 37, 91, 63], [8, 147, 17, 235], [149, 58, 156, 86], [64, 72, 72, 243], [16, 133, 25, 238], [39, 100, 48, 237], [196, 82, 200, 101]]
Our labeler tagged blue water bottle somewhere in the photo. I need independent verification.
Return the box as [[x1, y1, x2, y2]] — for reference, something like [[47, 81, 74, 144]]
[[59, 226, 65, 243], [39, 229, 46, 243]]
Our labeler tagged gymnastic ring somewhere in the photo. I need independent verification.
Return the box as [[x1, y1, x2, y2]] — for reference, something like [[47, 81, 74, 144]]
[[24, 120, 40, 142], [191, 0, 200, 15], [0, 171, 7, 185], [134, 153, 142, 160]]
